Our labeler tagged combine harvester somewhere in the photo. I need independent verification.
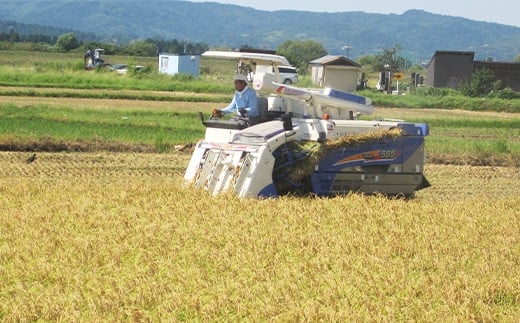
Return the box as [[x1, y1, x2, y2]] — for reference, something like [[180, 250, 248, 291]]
[[185, 51, 430, 198]]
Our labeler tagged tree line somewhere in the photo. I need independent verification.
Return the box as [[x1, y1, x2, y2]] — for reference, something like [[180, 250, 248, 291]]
[[0, 31, 209, 56], [7, 30, 518, 74], [0, 31, 57, 44]]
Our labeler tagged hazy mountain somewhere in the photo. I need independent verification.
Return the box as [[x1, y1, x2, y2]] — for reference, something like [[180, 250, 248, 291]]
[[1, 0, 519, 62], [0, 20, 97, 40]]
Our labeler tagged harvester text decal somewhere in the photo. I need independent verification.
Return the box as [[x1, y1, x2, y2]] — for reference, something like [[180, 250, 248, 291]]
[[333, 149, 402, 166]]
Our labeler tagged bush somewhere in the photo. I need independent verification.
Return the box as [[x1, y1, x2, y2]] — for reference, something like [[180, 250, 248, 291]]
[[489, 88, 520, 100], [411, 86, 460, 97], [460, 68, 496, 97], [56, 33, 79, 52], [122, 40, 157, 57], [171, 73, 195, 82]]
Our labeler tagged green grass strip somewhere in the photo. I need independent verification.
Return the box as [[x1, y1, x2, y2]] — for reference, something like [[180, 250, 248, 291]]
[[0, 69, 233, 94], [359, 90, 520, 113], [0, 103, 205, 148]]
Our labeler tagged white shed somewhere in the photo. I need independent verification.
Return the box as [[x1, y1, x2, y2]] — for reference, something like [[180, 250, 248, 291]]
[[158, 53, 200, 77], [310, 55, 361, 92]]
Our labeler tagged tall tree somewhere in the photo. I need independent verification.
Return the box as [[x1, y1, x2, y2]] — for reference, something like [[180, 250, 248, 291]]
[[372, 45, 406, 72], [357, 54, 376, 66], [123, 40, 157, 57], [277, 40, 327, 73], [56, 33, 79, 51]]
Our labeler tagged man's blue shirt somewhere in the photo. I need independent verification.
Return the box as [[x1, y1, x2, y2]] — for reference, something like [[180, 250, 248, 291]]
[[221, 86, 259, 117]]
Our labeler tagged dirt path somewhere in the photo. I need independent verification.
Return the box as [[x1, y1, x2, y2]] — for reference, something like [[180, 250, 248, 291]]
[[0, 85, 228, 98], [2, 94, 519, 120], [373, 106, 520, 120], [0, 95, 217, 111]]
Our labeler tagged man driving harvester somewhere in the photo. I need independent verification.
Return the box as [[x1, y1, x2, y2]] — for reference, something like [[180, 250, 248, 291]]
[[211, 74, 260, 125]]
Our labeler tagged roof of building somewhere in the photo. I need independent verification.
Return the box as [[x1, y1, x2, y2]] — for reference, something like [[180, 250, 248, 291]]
[[427, 51, 475, 67], [433, 50, 475, 57], [310, 55, 361, 68]]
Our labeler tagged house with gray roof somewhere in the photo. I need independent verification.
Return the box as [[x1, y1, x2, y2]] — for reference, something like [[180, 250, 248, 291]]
[[310, 55, 361, 92]]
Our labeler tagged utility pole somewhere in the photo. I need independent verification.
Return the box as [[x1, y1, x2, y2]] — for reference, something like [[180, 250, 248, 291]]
[[342, 45, 352, 58]]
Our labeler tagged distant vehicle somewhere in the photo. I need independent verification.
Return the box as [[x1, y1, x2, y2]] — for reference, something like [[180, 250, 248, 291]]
[[278, 66, 298, 84], [110, 64, 146, 75], [83, 50, 145, 74], [84, 48, 109, 70], [253, 65, 298, 84]]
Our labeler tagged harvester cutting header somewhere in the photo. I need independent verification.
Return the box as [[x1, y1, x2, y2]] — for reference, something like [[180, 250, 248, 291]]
[[184, 51, 430, 198]]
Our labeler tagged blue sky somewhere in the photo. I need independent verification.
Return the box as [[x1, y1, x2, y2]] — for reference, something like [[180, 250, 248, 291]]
[[188, 0, 519, 27]]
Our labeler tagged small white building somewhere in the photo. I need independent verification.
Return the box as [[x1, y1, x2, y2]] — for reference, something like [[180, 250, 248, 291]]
[[158, 53, 200, 77], [310, 55, 361, 92]]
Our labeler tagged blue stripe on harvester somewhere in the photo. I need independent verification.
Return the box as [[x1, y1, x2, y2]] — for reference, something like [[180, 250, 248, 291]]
[[326, 88, 366, 105]]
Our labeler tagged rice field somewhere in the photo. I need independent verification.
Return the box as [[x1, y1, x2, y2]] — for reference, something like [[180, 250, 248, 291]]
[[0, 50, 519, 320], [0, 151, 519, 321]]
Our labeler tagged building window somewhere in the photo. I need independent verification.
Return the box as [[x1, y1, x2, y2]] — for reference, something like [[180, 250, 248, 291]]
[[161, 57, 169, 70]]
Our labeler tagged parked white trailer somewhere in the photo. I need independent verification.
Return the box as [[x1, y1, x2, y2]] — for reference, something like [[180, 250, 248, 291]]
[[159, 53, 200, 77]]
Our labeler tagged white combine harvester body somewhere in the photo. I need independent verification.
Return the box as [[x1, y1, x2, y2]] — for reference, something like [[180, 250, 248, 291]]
[[184, 51, 430, 198]]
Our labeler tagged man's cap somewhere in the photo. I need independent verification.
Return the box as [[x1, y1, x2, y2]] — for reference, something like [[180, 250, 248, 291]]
[[234, 74, 248, 82]]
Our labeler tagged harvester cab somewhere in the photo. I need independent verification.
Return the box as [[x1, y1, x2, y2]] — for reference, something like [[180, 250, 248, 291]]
[[185, 51, 430, 198]]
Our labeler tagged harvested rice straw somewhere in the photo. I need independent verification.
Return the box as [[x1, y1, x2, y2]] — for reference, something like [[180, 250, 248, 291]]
[[286, 128, 403, 182]]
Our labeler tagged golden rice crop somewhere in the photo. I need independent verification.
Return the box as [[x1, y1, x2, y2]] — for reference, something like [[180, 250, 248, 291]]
[[0, 152, 518, 321]]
